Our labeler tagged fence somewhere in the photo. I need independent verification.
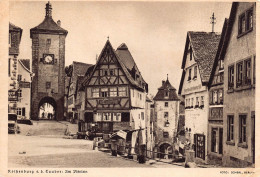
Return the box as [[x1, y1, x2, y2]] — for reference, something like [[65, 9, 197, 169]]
[[96, 142, 185, 165]]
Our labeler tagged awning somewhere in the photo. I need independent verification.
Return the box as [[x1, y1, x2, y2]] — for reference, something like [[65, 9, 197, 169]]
[[110, 130, 127, 140]]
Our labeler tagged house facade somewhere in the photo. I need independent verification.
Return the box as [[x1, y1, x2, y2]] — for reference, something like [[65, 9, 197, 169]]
[[65, 61, 93, 123], [222, 2, 255, 167], [179, 31, 220, 163], [17, 59, 32, 119], [82, 41, 148, 135], [8, 23, 22, 114], [153, 78, 180, 159], [207, 19, 229, 165]]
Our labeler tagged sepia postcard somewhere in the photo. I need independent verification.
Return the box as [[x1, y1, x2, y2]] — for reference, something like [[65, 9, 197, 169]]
[[0, 0, 259, 177]]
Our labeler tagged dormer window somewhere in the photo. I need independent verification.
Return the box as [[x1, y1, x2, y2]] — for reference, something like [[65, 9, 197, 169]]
[[188, 68, 192, 81], [194, 66, 197, 79], [190, 48, 192, 61], [165, 90, 169, 97], [220, 60, 224, 70]]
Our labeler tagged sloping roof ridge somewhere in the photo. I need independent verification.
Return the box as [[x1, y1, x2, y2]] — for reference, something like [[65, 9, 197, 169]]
[[9, 22, 22, 30], [73, 61, 93, 66], [18, 59, 31, 73], [115, 43, 147, 84]]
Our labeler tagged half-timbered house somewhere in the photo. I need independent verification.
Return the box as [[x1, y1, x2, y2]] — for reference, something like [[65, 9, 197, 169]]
[[82, 40, 148, 134]]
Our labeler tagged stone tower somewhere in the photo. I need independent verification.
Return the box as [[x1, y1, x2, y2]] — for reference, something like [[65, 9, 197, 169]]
[[30, 2, 68, 120]]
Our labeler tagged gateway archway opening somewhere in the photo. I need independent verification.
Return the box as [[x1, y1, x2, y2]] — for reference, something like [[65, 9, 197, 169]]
[[38, 97, 56, 120], [159, 143, 173, 159]]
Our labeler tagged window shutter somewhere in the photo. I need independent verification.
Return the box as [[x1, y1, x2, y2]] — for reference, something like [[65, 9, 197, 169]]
[[22, 108, 25, 116]]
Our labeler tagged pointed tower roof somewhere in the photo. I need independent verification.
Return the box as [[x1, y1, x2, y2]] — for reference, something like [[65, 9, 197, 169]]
[[30, 1, 68, 38], [154, 76, 179, 101]]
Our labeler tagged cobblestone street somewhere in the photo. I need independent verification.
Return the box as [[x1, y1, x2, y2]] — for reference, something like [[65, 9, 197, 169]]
[[8, 134, 153, 168]]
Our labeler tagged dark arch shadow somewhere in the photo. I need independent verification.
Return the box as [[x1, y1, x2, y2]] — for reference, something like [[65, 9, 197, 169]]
[[38, 97, 57, 120], [159, 143, 173, 159]]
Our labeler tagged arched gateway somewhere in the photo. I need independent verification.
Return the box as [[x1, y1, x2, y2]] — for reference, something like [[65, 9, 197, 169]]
[[38, 97, 56, 120]]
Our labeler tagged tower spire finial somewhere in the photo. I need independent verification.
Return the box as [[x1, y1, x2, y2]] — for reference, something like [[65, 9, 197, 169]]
[[210, 12, 216, 33], [167, 74, 168, 80], [107, 36, 109, 41], [45, 1, 52, 18]]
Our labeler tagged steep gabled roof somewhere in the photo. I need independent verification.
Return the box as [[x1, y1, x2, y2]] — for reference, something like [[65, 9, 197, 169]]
[[82, 40, 147, 91], [18, 59, 31, 73], [73, 61, 93, 77], [178, 31, 221, 95], [154, 79, 179, 101], [116, 43, 147, 88], [208, 18, 229, 88], [188, 32, 221, 83]]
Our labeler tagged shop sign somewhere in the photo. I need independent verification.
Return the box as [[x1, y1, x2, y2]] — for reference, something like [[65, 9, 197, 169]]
[[184, 85, 202, 94], [209, 107, 223, 120], [19, 81, 30, 88], [99, 98, 120, 105], [8, 90, 18, 101]]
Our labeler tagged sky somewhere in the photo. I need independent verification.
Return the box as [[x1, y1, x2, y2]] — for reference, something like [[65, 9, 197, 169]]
[[9, 1, 232, 96]]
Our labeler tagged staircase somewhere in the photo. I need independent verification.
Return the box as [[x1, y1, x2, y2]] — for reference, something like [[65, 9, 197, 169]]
[[18, 120, 77, 137]]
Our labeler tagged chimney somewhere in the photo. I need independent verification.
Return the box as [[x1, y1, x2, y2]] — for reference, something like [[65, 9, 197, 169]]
[[57, 20, 61, 26], [162, 80, 165, 86]]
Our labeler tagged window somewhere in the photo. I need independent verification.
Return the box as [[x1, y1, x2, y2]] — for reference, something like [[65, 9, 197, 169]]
[[46, 82, 51, 89], [92, 88, 99, 98], [18, 74, 22, 81], [164, 112, 168, 118], [236, 62, 243, 88], [163, 132, 169, 138], [228, 65, 234, 90], [109, 87, 117, 97], [118, 87, 126, 97], [227, 115, 234, 141], [211, 128, 218, 153], [213, 91, 218, 104], [194, 66, 197, 79], [238, 7, 254, 36], [190, 48, 192, 61], [101, 88, 108, 97], [253, 55, 255, 85], [188, 68, 192, 81], [17, 108, 22, 116], [219, 60, 224, 70], [201, 96, 204, 106], [103, 113, 111, 121], [165, 90, 169, 97], [103, 70, 108, 76], [116, 113, 121, 121], [121, 112, 130, 122], [8, 58, 11, 76], [191, 98, 193, 108], [245, 59, 251, 85], [247, 9, 253, 30], [141, 112, 144, 120], [239, 115, 247, 143], [239, 14, 246, 35], [219, 89, 223, 104], [17, 89, 22, 97], [17, 107, 25, 116], [165, 102, 168, 107], [195, 97, 199, 107], [109, 69, 114, 76], [47, 39, 51, 45], [220, 72, 224, 83]]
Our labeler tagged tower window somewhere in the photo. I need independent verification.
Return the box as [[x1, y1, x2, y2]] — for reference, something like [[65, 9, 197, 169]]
[[46, 82, 51, 89], [47, 39, 51, 45]]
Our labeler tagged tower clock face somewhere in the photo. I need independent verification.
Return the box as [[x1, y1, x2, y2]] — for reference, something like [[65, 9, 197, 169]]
[[43, 54, 54, 64]]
